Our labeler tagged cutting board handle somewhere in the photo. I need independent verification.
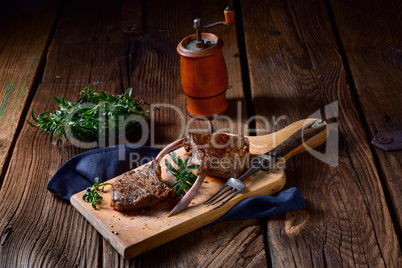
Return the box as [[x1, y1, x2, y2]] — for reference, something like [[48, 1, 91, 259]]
[[255, 119, 328, 171]]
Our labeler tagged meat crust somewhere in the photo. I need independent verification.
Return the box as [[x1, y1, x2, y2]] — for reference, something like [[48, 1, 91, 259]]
[[183, 133, 250, 179], [110, 160, 175, 211]]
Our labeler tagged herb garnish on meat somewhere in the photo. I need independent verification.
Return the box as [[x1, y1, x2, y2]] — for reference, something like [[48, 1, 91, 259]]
[[83, 177, 111, 209], [165, 152, 199, 197]]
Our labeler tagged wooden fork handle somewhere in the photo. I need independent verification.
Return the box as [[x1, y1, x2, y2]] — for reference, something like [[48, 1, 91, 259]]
[[257, 120, 327, 171]]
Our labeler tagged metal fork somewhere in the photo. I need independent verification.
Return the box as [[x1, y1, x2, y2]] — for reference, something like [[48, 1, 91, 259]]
[[203, 165, 261, 208]]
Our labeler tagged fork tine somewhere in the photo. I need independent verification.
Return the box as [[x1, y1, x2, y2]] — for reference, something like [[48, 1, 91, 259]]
[[204, 178, 246, 207], [211, 188, 235, 206], [213, 191, 242, 209], [203, 185, 230, 205]]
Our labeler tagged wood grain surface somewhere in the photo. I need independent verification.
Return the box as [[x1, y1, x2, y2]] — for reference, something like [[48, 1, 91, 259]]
[[0, 1, 125, 266], [0, 0, 262, 267], [330, 0, 402, 234], [0, 0, 400, 267], [0, 1, 60, 186], [240, 0, 401, 267]]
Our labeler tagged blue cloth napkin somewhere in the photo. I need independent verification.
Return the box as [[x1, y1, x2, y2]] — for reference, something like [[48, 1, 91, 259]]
[[47, 145, 306, 224]]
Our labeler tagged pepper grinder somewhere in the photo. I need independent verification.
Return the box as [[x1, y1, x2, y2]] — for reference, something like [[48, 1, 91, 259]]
[[177, 7, 235, 118]]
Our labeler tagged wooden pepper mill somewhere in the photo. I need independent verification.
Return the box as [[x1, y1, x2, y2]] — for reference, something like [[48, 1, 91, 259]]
[[177, 7, 235, 118]]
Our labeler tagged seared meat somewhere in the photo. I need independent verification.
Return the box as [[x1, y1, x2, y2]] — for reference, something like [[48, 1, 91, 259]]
[[110, 134, 250, 215], [169, 133, 250, 216], [110, 160, 175, 211], [183, 133, 250, 179]]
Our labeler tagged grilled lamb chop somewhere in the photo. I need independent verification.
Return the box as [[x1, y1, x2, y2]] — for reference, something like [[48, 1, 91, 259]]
[[169, 133, 250, 216], [110, 138, 184, 211], [110, 160, 175, 211], [183, 133, 250, 179]]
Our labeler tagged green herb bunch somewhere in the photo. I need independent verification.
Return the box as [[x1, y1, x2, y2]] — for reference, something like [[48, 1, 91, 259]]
[[27, 87, 152, 142], [165, 152, 199, 196], [82, 177, 111, 209]]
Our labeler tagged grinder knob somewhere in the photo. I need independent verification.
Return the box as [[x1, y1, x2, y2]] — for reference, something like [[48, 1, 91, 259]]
[[224, 6, 235, 25]]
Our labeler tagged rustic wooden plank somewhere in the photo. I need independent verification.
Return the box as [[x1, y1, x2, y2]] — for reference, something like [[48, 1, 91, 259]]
[[240, 0, 401, 267], [103, 220, 266, 268], [1, 0, 261, 267], [329, 0, 402, 234], [0, 1, 60, 186], [0, 0, 127, 266]]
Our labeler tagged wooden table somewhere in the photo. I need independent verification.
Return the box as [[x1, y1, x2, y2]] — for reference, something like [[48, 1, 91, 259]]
[[0, 0, 401, 266]]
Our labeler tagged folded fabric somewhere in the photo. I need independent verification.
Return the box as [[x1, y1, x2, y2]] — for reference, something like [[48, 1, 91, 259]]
[[48, 145, 161, 200], [47, 145, 306, 225], [206, 187, 305, 226]]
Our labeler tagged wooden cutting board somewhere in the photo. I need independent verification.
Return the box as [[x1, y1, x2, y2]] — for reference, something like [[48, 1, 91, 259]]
[[71, 118, 328, 259]]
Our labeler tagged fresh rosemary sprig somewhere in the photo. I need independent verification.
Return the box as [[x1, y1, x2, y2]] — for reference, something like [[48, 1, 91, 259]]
[[165, 152, 199, 196], [27, 87, 152, 142], [82, 177, 111, 209]]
